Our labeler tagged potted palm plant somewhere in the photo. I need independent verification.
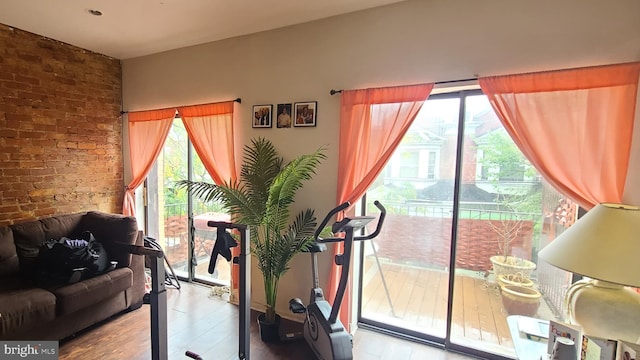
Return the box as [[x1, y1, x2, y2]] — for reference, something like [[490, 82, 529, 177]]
[[178, 137, 326, 342]]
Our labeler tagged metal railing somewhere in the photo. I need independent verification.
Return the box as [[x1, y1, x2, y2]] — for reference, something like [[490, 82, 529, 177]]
[[365, 199, 567, 315]]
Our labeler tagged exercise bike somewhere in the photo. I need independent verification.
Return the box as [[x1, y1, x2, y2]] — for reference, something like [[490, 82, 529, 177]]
[[289, 200, 386, 360]]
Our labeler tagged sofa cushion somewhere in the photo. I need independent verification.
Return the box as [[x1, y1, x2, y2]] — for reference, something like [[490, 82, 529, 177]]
[[10, 213, 85, 279], [0, 288, 56, 338], [78, 211, 138, 268], [0, 227, 19, 278], [50, 267, 133, 316]]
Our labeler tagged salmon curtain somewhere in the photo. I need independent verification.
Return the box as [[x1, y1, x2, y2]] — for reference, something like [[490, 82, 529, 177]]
[[479, 62, 640, 210], [123, 109, 176, 216], [330, 83, 434, 330], [177, 101, 238, 185]]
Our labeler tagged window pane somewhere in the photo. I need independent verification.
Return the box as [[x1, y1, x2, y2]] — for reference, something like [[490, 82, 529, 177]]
[[191, 150, 230, 285], [450, 94, 571, 358], [160, 119, 189, 279], [360, 97, 461, 339]]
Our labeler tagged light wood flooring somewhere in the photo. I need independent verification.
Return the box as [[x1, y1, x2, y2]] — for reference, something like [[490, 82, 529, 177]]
[[362, 261, 513, 346], [360, 259, 559, 359], [58, 282, 481, 360]]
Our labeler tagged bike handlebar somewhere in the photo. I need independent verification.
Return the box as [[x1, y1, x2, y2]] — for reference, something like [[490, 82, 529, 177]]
[[313, 201, 350, 240], [315, 200, 386, 243], [354, 200, 386, 241]]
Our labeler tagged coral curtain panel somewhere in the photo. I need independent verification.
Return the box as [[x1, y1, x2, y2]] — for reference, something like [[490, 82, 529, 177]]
[[123, 109, 176, 216], [177, 101, 237, 185], [178, 101, 239, 293], [330, 83, 434, 330], [479, 62, 640, 210]]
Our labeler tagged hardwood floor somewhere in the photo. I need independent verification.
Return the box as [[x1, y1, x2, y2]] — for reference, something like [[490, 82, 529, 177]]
[[361, 261, 514, 346], [361, 259, 557, 358], [58, 282, 480, 360]]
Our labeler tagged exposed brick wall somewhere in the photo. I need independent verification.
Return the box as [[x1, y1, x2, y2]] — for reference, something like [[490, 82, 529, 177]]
[[0, 24, 123, 225]]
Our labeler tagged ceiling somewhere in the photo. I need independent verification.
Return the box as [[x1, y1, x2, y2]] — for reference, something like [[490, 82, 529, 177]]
[[0, 0, 405, 60]]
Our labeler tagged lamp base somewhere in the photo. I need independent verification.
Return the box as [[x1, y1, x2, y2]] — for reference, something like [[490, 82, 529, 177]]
[[566, 279, 640, 343]]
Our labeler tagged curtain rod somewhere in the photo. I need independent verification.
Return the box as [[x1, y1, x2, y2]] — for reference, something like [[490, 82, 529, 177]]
[[120, 97, 242, 115], [329, 77, 479, 95]]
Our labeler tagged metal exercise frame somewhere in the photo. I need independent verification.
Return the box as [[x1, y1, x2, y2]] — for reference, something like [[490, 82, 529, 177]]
[[207, 221, 251, 360], [124, 243, 167, 360], [123, 220, 250, 360]]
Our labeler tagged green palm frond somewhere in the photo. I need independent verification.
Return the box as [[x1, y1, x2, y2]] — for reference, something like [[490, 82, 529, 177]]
[[266, 147, 327, 232], [241, 138, 282, 207], [273, 209, 317, 274]]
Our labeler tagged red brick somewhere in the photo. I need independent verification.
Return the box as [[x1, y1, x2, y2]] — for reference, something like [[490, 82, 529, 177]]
[[2, 168, 30, 176], [0, 205, 20, 213], [55, 76, 76, 86], [5, 113, 32, 122], [29, 168, 55, 176], [9, 182, 34, 191], [14, 75, 40, 85], [0, 129, 18, 137], [17, 91, 47, 102], [0, 71, 14, 80], [20, 146, 46, 155], [2, 81, 32, 91], [56, 141, 78, 149]]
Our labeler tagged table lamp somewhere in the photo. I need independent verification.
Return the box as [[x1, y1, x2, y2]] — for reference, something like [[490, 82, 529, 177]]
[[538, 203, 640, 343]]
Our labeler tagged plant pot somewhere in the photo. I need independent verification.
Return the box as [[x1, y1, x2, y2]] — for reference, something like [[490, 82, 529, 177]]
[[497, 273, 534, 288], [257, 313, 281, 343], [500, 284, 541, 317], [490, 255, 536, 278]]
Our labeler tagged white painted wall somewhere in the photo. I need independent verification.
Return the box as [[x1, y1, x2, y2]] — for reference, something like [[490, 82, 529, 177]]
[[121, 0, 640, 320]]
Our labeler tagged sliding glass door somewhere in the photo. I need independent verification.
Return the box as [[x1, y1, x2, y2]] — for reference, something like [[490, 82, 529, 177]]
[[358, 90, 573, 358], [145, 117, 230, 286]]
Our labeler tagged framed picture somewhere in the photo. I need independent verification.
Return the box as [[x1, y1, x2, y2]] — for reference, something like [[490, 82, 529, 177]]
[[252, 104, 272, 128], [293, 101, 317, 127], [276, 103, 292, 128]]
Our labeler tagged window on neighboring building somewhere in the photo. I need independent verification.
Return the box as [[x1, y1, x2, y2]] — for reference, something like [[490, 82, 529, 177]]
[[398, 150, 419, 178], [426, 150, 437, 180]]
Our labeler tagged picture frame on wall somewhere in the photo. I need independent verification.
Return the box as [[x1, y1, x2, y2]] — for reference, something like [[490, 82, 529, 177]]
[[293, 101, 317, 127], [276, 103, 292, 128], [252, 104, 272, 128]]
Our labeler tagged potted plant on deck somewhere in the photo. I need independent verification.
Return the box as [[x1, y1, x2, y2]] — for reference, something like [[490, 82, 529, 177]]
[[486, 202, 541, 316], [178, 137, 326, 342], [488, 215, 536, 283]]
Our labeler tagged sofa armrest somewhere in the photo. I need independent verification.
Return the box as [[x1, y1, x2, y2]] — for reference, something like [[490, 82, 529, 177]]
[[113, 243, 164, 259], [127, 231, 146, 308]]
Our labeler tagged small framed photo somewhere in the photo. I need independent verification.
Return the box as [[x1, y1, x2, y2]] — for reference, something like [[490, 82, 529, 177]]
[[276, 103, 292, 128], [252, 104, 272, 128], [293, 101, 317, 127]]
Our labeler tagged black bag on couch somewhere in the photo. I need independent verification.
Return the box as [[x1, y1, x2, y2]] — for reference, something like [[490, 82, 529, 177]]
[[36, 230, 110, 286]]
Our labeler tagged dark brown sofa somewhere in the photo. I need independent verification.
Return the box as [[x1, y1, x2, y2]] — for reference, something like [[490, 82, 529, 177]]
[[0, 211, 146, 340]]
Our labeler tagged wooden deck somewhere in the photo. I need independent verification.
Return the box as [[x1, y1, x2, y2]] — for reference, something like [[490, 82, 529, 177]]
[[361, 258, 520, 355]]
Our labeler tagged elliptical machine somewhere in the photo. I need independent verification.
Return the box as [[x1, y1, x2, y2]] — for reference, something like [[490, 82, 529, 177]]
[[290, 200, 386, 360]]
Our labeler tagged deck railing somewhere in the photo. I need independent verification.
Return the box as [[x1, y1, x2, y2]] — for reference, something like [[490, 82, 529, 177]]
[[161, 200, 566, 315]]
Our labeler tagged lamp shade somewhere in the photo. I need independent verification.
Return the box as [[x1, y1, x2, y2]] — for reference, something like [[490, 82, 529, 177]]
[[538, 203, 640, 288]]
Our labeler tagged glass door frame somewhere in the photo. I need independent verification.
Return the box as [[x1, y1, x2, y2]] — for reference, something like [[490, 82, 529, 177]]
[[355, 89, 513, 360], [142, 119, 228, 287]]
